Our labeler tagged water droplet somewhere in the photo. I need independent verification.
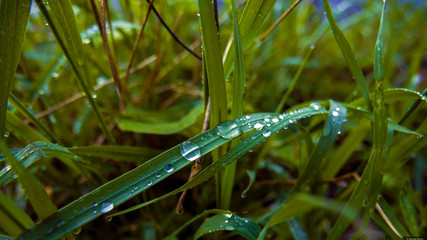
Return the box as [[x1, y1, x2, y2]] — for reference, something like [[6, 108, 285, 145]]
[[338, 131, 342, 135], [272, 117, 279, 123], [253, 122, 263, 129], [197, 12, 200, 16], [245, 115, 251, 119], [44, 20, 49, 26], [201, 136, 206, 140], [264, 117, 271, 122], [310, 103, 320, 110], [225, 213, 232, 218], [164, 164, 173, 173], [147, 181, 152, 186], [225, 220, 229, 223], [93, 210, 97, 214], [310, 44, 315, 49], [180, 141, 201, 161], [51, 72, 59, 78], [38, 90, 45, 95], [216, 120, 243, 139], [262, 130, 271, 137], [93, 202, 98, 207], [82, 38, 91, 44], [4, 165, 11, 171], [92, 94, 97, 99], [332, 111, 339, 117], [100, 202, 114, 213], [251, 135, 256, 139], [155, 172, 161, 178], [288, 119, 294, 123], [279, 114, 284, 120], [249, 148, 254, 152]]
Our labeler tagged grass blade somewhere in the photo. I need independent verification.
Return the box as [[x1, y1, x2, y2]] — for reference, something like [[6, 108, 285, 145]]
[[377, 195, 409, 237], [323, 0, 372, 111], [400, 187, 420, 236], [69, 145, 161, 162], [195, 213, 261, 240], [6, 112, 50, 142], [221, 0, 247, 210], [35, 0, 115, 143], [0, 191, 34, 237], [0, 0, 32, 140], [0, 142, 57, 221], [223, 0, 277, 78]]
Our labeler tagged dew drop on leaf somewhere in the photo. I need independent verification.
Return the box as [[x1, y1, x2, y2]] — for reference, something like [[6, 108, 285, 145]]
[[262, 130, 271, 137], [100, 202, 114, 213], [215, 120, 243, 139], [164, 164, 174, 173], [180, 141, 201, 161]]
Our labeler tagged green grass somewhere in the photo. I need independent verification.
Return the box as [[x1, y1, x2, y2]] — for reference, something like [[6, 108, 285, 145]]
[[0, 0, 426, 239]]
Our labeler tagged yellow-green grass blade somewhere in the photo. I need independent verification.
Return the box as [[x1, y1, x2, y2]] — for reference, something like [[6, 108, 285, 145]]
[[194, 213, 260, 240], [8, 93, 58, 143], [221, 0, 247, 210], [0, 142, 57, 221], [323, 0, 372, 111], [366, 0, 388, 215], [223, 0, 277, 78], [34, 0, 115, 144], [117, 101, 204, 134], [6, 112, 50, 142], [0, 190, 34, 237], [268, 193, 355, 227], [0, 0, 32, 140], [69, 145, 162, 162]]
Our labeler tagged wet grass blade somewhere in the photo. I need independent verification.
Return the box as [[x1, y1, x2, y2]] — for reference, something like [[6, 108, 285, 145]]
[[6, 112, 50, 142], [34, 0, 115, 144], [0, 142, 57, 221], [194, 213, 261, 240], [0, 142, 89, 186], [0, 191, 34, 237], [323, 0, 372, 111], [221, 0, 247, 210], [366, 0, 388, 215], [223, 0, 277, 78], [0, 0, 32, 140]]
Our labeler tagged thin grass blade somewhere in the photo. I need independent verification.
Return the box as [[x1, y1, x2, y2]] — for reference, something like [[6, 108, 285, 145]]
[[400, 187, 420, 236], [323, 0, 372, 111], [34, 0, 115, 143], [69, 145, 161, 162], [377, 195, 410, 237], [6, 112, 50, 142], [0, 0, 32, 140]]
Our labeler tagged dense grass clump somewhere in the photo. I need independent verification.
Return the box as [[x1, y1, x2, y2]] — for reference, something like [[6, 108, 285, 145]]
[[0, 0, 426, 239]]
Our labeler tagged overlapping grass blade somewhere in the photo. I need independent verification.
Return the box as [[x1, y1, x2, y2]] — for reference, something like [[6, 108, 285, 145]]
[[400, 187, 420, 236], [0, 0, 32, 140], [365, 0, 388, 216], [8, 93, 58, 143], [117, 101, 204, 134], [223, 0, 277, 78], [194, 213, 261, 240], [377, 195, 410, 237], [287, 218, 308, 240], [0, 191, 33, 237], [0, 142, 89, 186], [0, 142, 57, 221], [34, 0, 115, 143], [323, 0, 372, 111], [6, 112, 50, 142], [221, 0, 247, 210]]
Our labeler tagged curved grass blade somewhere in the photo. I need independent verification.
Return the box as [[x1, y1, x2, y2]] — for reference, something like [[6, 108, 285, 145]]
[[377, 195, 410, 237], [17, 112, 275, 239], [0, 142, 57, 221], [110, 105, 328, 217], [69, 145, 162, 162], [118, 102, 204, 134], [0, 142, 89, 186], [323, 0, 372, 111], [223, 0, 277, 78], [221, 0, 247, 210], [0, 191, 34, 237], [164, 209, 231, 240], [0, 0, 32, 140], [34, 0, 115, 144], [349, 88, 427, 107], [194, 213, 261, 240]]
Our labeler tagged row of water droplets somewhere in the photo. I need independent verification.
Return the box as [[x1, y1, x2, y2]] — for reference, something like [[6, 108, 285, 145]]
[[179, 103, 325, 161]]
